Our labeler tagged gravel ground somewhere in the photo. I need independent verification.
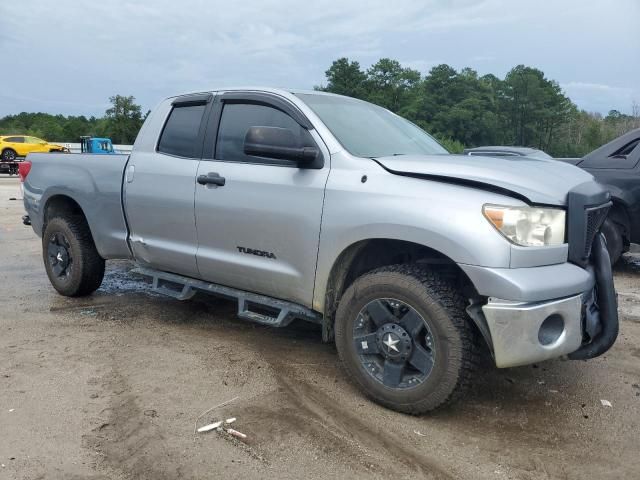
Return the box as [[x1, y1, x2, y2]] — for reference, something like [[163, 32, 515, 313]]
[[0, 176, 639, 479]]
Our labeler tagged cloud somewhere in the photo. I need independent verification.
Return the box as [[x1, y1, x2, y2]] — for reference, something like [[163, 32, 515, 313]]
[[1, 0, 638, 116], [561, 82, 639, 114]]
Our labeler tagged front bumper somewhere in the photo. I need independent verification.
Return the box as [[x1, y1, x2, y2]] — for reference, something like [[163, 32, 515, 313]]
[[482, 295, 583, 367], [463, 234, 618, 368]]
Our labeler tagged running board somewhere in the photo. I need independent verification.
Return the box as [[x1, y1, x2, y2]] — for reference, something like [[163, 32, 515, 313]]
[[132, 267, 321, 327]]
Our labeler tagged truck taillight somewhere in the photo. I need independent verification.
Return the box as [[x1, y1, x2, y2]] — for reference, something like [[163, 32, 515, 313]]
[[18, 161, 32, 182]]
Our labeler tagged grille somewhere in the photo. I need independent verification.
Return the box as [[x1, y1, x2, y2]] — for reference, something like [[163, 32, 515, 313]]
[[567, 182, 611, 267], [583, 205, 610, 258]]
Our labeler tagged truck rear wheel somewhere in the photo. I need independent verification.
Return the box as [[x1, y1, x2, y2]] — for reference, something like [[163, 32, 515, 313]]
[[334, 264, 480, 414], [42, 216, 105, 297]]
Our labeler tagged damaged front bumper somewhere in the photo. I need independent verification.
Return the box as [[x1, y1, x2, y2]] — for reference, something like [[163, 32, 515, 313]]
[[482, 294, 584, 368], [463, 234, 618, 368]]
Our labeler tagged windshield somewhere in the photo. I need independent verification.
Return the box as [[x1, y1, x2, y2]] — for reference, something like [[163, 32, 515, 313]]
[[296, 93, 448, 158]]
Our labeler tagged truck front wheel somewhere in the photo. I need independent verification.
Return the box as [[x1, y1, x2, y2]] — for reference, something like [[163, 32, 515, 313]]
[[334, 264, 480, 414], [42, 216, 105, 297]]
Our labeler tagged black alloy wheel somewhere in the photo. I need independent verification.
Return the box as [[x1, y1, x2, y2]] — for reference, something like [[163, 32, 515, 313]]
[[47, 232, 73, 280], [353, 298, 435, 389]]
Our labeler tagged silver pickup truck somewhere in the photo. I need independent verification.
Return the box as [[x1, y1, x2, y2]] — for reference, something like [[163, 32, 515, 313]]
[[22, 88, 618, 413]]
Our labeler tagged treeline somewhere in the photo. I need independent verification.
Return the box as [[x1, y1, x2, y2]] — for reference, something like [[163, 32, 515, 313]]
[[0, 95, 146, 145], [317, 58, 640, 156], [2, 63, 638, 155]]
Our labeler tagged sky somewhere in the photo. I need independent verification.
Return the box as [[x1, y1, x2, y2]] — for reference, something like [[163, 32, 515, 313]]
[[0, 0, 638, 118]]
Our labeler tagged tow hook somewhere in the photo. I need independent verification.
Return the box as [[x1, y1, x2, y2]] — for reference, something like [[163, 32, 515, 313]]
[[22, 215, 31, 226]]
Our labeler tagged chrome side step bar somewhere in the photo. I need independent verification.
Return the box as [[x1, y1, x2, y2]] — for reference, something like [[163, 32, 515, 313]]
[[132, 267, 322, 327]]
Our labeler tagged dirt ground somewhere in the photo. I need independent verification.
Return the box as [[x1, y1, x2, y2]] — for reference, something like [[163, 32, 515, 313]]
[[0, 176, 639, 480]]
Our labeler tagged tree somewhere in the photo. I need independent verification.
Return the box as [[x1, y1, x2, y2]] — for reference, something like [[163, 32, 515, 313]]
[[318, 58, 367, 99], [414, 65, 498, 146], [497, 65, 573, 150], [104, 95, 144, 144], [364, 58, 421, 113]]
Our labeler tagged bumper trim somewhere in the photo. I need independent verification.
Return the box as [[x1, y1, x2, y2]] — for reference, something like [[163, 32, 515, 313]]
[[482, 294, 583, 368], [460, 262, 595, 303]]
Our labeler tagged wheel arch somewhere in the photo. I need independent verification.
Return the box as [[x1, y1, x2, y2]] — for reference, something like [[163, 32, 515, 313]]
[[41, 194, 99, 251], [607, 196, 631, 246], [319, 238, 484, 344], [1, 147, 17, 157]]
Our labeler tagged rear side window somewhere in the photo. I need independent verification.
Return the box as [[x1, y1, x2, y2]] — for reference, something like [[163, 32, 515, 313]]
[[215, 103, 313, 165], [4, 136, 24, 143], [157, 104, 206, 158]]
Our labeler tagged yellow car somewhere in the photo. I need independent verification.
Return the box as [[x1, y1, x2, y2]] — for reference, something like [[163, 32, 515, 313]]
[[0, 135, 67, 161]]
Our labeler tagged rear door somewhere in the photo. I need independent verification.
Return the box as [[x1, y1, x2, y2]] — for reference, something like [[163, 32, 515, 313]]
[[194, 93, 330, 307], [124, 94, 212, 277]]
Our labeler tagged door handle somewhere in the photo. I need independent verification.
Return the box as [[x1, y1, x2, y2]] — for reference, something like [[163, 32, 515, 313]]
[[197, 172, 226, 187]]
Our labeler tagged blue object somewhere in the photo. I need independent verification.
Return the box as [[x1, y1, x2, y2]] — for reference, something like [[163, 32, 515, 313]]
[[80, 136, 116, 154]]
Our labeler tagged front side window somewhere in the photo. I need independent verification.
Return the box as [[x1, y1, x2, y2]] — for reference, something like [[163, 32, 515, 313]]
[[26, 136, 43, 144], [296, 93, 448, 158], [157, 104, 206, 158], [215, 102, 314, 165]]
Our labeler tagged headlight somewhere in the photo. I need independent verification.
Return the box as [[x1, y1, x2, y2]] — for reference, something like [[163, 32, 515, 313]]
[[483, 205, 566, 247]]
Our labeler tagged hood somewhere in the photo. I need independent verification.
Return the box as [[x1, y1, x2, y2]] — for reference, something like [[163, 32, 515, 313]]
[[374, 154, 594, 206]]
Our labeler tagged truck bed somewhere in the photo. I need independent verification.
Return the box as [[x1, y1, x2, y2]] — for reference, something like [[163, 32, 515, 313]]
[[23, 152, 132, 260]]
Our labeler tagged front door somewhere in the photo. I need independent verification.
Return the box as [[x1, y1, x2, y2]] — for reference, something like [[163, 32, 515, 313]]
[[25, 136, 49, 153], [124, 96, 210, 278], [194, 95, 330, 307]]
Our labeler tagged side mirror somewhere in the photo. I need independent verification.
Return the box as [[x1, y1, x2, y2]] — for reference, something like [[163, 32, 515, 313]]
[[244, 126, 319, 165]]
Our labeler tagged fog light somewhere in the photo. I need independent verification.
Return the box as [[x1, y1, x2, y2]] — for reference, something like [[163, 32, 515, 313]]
[[538, 314, 564, 346]]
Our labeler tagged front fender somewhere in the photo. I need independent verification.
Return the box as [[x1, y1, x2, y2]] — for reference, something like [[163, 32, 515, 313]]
[[312, 166, 521, 312]]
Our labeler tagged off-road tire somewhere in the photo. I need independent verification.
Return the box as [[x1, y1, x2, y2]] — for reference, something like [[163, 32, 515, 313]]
[[42, 215, 105, 296], [335, 264, 481, 414], [601, 218, 623, 266]]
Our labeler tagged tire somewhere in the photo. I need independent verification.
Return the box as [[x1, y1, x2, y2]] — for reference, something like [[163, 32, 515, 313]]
[[601, 218, 623, 265], [42, 215, 105, 296], [334, 264, 480, 414], [1, 148, 17, 162]]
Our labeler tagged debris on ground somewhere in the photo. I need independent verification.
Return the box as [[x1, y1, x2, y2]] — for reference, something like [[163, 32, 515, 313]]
[[197, 416, 246, 440], [414, 430, 427, 437], [226, 428, 247, 440], [197, 421, 223, 433], [194, 396, 239, 434], [600, 399, 612, 407]]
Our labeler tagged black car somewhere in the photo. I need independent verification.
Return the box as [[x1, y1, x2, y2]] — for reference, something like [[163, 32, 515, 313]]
[[561, 128, 640, 264], [465, 131, 640, 263]]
